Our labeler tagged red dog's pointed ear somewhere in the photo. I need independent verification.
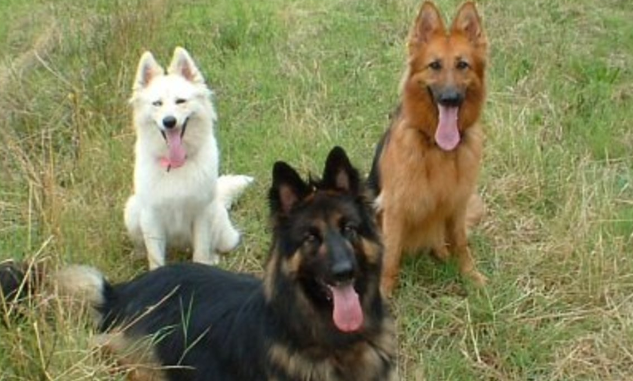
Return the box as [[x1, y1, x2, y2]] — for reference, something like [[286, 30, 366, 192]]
[[451, 2, 487, 48], [409, 2, 446, 52]]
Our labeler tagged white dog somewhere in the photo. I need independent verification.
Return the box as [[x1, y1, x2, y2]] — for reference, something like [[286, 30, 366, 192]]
[[125, 47, 252, 269]]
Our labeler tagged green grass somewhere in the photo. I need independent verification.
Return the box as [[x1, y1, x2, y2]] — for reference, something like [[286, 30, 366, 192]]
[[1, 0, 632, 379]]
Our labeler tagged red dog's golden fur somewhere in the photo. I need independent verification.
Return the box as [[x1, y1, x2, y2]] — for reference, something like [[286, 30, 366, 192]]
[[368, 1, 488, 295]]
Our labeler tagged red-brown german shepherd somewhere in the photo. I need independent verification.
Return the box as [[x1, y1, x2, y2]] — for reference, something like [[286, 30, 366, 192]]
[[368, 1, 488, 295]]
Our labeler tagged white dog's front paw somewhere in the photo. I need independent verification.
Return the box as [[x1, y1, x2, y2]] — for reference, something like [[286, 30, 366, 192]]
[[194, 253, 220, 266], [148, 258, 163, 270]]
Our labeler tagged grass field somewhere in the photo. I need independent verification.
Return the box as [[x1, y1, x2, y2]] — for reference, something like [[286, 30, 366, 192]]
[[1, 0, 632, 379]]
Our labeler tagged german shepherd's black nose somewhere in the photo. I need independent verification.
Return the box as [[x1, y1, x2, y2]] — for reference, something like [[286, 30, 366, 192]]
[[163, 116, 177, 129], [436, 88, 464, 107], [331, 257, 355, 282]]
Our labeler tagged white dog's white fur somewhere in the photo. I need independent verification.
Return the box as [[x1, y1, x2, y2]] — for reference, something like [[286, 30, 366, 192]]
[[125, 47, 252, 270]]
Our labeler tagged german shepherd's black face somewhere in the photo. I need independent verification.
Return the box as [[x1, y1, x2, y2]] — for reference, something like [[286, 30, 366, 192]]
[[267, 147, 384, 337]]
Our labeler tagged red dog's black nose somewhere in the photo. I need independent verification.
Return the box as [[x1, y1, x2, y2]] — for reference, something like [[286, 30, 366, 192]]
[[163, 116, 177, 129], [437, 89, 464, 107]]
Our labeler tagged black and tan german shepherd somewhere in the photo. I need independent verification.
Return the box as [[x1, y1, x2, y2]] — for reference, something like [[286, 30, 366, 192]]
[[48, 146, 396, 381]]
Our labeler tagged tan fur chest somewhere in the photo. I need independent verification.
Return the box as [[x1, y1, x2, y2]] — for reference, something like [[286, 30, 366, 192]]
[[379, 122, 483, 224]]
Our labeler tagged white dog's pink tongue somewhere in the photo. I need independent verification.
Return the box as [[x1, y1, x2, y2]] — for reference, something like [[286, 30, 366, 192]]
[[165, 129, 186, 168], [329, 284, 363, 332], [435, 105, 460, 151]]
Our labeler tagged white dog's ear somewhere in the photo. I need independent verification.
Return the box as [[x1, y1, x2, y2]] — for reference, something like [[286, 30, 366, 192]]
[[133, 52, 164, 91], [168, 47, 205, 84]]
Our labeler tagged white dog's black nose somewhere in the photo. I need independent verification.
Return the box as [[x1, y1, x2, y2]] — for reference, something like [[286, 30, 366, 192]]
[[162, 116, 177, 129]]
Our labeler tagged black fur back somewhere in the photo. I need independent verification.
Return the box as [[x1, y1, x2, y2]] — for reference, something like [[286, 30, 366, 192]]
[[367, 130, 389, 196], [367, 105, 400, 197], [99, 263, 270, 380]]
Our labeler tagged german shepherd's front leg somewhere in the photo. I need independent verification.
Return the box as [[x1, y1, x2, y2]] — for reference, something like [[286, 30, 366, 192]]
[[380, 210, 405, 297], [447, 210, 487, 286]]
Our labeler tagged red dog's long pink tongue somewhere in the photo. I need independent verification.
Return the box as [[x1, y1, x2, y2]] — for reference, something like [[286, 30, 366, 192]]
[[329, 284, 364, 332], [165, 129, 186, 168], [435, 105, 460, 151]]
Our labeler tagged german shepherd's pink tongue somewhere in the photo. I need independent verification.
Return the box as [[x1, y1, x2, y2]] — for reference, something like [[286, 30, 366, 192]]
[[165, 129, 186, 168], [329, 284, 363, 332], [435, 105, 460, 151]]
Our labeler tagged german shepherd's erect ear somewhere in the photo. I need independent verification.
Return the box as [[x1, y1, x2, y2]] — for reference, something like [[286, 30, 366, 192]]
[[408, 1, 446, 52], [321, 146, 361, 195], [269, 162, 311, 215], [450, 2, 487, 48], [270, 147, 361, 215]]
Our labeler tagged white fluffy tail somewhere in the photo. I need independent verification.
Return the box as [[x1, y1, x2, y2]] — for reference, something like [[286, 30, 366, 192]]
[[55, 265, 106, 308], [216, 175, 254, 209]]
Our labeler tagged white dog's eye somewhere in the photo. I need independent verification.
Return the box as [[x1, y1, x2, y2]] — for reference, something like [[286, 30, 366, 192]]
[[175, 98, 187, 105], [152, 100, 163, 107]]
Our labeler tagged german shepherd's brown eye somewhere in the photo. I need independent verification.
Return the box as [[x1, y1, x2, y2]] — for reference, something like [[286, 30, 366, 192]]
[[175, 98, 187, 105], [152, 100, 163, 107], [428, 61, 442, 71], [456, 60, 469, 70], [343, 224, 358, 241], [303, 232, 320, 246]]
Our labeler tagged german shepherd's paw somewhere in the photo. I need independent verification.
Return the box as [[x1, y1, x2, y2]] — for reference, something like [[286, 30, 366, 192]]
[[466, 269, 488, 287]]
